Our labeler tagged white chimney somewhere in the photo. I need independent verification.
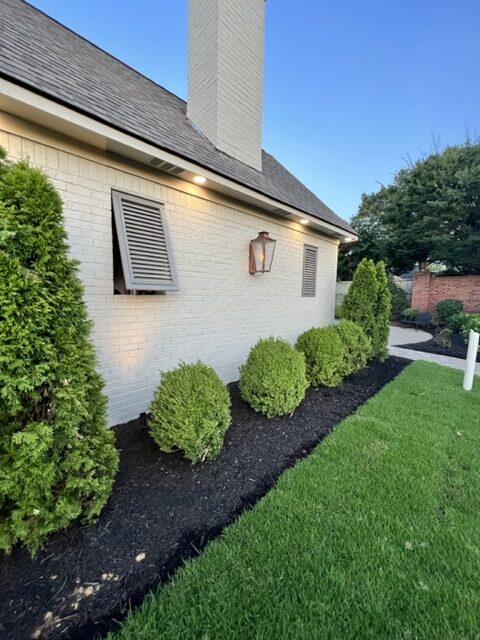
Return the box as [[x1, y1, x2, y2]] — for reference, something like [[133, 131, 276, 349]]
[[187, 0, 265, 171]]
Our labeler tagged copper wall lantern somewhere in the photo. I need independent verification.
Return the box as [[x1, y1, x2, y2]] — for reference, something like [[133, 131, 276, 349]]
[[249, 231, 276, 274]]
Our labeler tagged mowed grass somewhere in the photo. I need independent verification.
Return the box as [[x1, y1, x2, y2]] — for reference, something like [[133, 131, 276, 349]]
[[108, 362, 480, 640]]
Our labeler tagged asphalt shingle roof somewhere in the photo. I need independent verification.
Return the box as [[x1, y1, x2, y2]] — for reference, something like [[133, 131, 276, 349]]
[[0, 0, 354, 234]]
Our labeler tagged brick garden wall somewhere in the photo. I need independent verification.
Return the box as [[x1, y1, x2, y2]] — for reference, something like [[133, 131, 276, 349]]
[[411, 271, 480, 313]]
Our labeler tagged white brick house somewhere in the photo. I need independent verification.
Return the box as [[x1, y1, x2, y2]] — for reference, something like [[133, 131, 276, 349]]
[[0, 0, 356, 426]]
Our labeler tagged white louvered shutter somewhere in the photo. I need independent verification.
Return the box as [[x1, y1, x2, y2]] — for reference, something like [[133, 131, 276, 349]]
[[112, 191, 178, 291], [302, 245, 318, 297]]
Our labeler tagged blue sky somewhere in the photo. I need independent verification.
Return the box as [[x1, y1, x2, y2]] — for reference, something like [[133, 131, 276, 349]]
[[30, 0, 480, 221]]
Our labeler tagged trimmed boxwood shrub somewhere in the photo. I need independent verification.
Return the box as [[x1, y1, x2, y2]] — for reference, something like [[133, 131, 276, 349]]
[[295, 326, 345, 388], [239, 338, 308, 418], [0, 150, 119, 554], [336, 320, 372, 375], [149, 361, 232, 463]]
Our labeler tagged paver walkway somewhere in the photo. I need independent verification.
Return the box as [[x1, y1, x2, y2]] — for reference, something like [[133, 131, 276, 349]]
[[388, 325, 480, 375]]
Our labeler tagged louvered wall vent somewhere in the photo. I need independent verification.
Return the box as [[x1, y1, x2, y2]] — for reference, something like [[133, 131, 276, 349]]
[[112, 190, 178, 292], [147, 157, 184, 176], [302, 244, 318, 297]]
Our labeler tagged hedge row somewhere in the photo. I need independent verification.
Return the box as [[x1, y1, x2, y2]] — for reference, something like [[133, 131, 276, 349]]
[[149, 319, 373, 469]]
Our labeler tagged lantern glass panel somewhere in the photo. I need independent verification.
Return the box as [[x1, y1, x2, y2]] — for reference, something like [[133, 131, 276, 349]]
[[263, 238, 275, 271], [252, 239, 265, 271]]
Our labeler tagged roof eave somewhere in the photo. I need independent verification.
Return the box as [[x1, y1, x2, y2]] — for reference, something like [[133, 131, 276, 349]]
[[0, 76, 356, 241]]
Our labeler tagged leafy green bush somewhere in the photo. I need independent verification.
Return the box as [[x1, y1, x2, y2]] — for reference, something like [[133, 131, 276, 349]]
[[0, 151, 119, 554], [388, 278, 409, 320], [446, 312, 469, 332], [334, 303, 343, 319], [239, 338, 308, 418], [460, 314, 480, 344], [372, 261, 392, 361], [434, 299, 464, 324], [295, 327, 345, 387], [336, 320, 372, 375], [149, 362, 231, 463]]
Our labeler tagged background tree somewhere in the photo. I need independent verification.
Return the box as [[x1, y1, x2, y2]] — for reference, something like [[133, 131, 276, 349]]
[[384, 144, 480, 274], [0, 152, 119, 553], [337, 188, 390, 280], [338, 142, 480, 278]]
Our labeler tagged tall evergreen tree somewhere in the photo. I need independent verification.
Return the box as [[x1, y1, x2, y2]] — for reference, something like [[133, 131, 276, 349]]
[[0, 151, 119, 553], [342, 258, 391, 362], [341, 258, 378, 346], [372, 261, 391, 361]]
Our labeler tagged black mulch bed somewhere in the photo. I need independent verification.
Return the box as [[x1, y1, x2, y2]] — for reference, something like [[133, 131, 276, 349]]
[[397, 331, 480, 363], [0, 356, 410, 640]]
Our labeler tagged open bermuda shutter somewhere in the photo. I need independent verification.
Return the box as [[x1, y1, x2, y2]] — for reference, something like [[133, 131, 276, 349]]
[[112, 190, 178, 291]]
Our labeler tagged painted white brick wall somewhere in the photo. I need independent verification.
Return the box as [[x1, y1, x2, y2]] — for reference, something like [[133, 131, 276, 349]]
[[0, 126, 338, 427], [188, 0, 264, 170]]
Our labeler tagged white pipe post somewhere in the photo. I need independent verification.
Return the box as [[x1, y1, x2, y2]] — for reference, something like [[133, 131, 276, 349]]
[[463, 330, 479, 391]]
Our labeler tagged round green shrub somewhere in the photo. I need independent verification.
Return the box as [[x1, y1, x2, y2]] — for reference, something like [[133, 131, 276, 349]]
[[295, 326, 345, 388], [434, 299, 464, 324], [239, 338, 308, 418], [0, 151, 119, 554], [336, 319, 372, 375], [149, 362, 231, 463]]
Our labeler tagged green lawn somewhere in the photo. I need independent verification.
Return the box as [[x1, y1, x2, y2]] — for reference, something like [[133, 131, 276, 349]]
[[108, 361, 480, 640]]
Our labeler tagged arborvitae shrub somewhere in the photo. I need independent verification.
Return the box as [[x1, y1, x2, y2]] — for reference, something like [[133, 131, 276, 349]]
[[342, 258, 378, 347], [295, 326, 345, 387], [342, 258, 391, 362], [239, 337, 308, 418], [149, 361, 232, 463], [0, 152, 119, 554], [372, 261, 391, 361], [336, 320, 371, 375]]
